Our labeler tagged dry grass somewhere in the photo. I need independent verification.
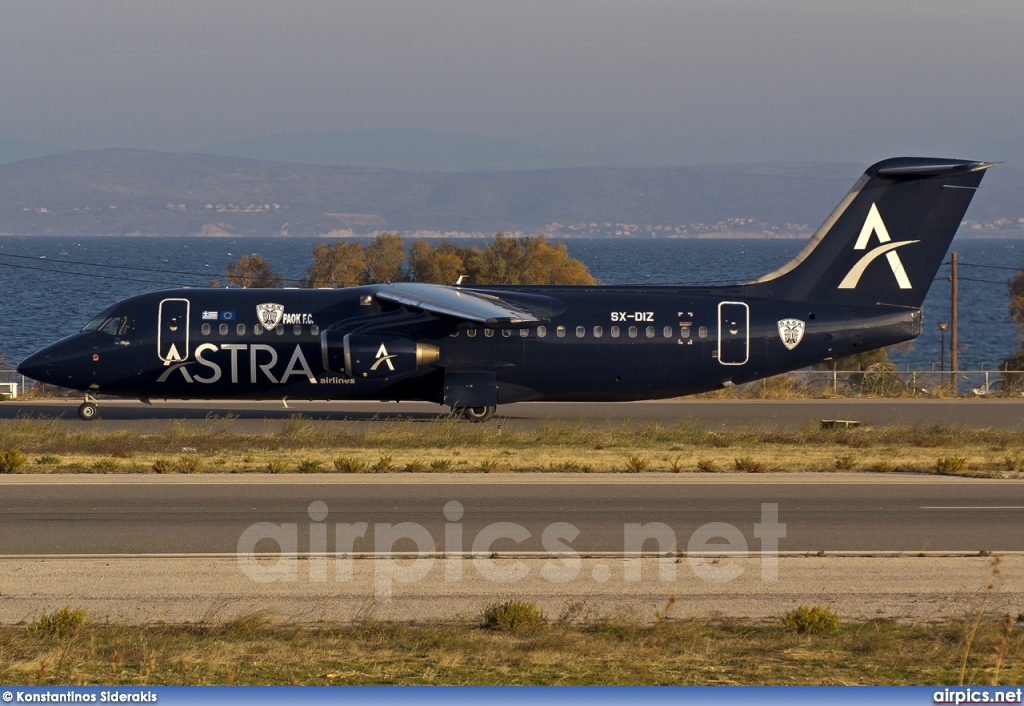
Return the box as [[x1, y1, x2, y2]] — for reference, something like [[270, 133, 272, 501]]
[[2, 417, 1024, 477], [2, 613, 1024, 685]]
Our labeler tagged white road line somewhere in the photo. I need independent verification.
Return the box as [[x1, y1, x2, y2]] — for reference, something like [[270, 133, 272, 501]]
[[920, 506, 1024, 510]]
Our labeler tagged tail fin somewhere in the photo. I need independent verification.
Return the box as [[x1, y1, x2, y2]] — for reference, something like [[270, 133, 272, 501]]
[[746, 157, 996, 308]]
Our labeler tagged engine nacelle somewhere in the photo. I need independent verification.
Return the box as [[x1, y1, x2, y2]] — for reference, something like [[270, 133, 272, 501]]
[[321, 330, 439, 380]]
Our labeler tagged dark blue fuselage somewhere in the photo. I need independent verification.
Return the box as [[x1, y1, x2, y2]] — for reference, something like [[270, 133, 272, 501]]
[[18, 285, 921, 405]]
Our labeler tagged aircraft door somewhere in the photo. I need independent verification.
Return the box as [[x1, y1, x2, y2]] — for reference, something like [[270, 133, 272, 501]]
[[717, 302, 749, 365], [158, 298, 190, 364]]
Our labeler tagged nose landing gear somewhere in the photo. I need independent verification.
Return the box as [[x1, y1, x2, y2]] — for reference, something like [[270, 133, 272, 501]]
[[78, 395, 99, 421]]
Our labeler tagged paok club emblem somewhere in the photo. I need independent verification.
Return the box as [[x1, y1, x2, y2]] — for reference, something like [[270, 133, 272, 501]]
[[777, 319, 805, 351], [256, 303, 285, 331]]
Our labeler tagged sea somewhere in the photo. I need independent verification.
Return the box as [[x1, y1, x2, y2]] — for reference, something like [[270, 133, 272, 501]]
[[1, 236, 1022, 371]]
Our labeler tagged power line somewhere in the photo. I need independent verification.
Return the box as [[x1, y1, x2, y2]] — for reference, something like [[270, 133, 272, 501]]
[[956, 261, 1023, 272], [0, 259, 196, 287], [957, 276, 1010, 285], [0, 252, 219, 279]]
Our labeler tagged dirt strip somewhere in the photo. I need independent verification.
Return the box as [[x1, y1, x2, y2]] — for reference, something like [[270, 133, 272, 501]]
[[2, 555, 1018, 625]]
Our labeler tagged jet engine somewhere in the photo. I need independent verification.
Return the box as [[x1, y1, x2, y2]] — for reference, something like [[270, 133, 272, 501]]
[[322, 330, 439, 380]]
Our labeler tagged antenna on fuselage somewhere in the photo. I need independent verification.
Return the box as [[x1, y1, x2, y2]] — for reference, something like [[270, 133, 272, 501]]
[[455, 275, 466, 287]]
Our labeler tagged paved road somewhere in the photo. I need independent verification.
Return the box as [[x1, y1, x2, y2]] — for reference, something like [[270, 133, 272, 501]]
[[4, 398, 1024, 431], [4, 475, 1024, 555]]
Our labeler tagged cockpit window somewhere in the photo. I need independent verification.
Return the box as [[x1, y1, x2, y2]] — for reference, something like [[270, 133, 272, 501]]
[[81, 316, 106, 332], [91, 315, 135, 336]]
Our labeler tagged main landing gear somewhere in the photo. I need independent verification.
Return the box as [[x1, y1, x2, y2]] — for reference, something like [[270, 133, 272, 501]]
[[454, 405, 496, 423], [78, 395, 99, 421]]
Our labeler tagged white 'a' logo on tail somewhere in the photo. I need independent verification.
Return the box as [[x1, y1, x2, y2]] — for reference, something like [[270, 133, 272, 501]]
[[837, 203, 919, 290]]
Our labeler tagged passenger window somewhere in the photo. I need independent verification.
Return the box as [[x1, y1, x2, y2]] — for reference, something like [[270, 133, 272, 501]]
[[254, 324, 264, 335], [576, 326, 585, 338], [698, 326, 708, 339], [537, 326, 546, 338], [593, 326, 603, 338], [628, 326, 638, 338], [556, 326, 566, 338], [202, 323, 211, 336], [237, 324, 246, 336], [646, 326, 655, 338], [311, 325, 319, 336], [484, 328, 494, 338], [680, 326, 690, 339], [611, 326, 620, 338], [502, 329, 511, 338], [663, 326, 673, 338], [293, 325, 302, 336], [450, 330, 459, 337], [467, 328, 477, 338], [219, 323, 228, 335], [276, 326, 284, 336], [519, 329, 528, 338]]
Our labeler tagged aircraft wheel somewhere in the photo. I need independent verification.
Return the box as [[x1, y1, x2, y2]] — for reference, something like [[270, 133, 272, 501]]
[[78, 402, 99, 421], [460, 405, 495, 423]]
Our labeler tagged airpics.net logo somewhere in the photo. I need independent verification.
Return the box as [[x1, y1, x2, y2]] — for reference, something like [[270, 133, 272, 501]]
[[838, 202, 919, 290], [235, 501, 786, 600], [934, 688, 1023, 704]]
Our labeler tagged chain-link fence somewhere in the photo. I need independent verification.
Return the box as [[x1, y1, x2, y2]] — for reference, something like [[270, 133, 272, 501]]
[[737, 366, 1024, 398]]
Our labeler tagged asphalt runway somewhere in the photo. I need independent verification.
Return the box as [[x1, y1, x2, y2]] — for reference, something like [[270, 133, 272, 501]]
[[3, 397, 1024, 431], [4, 475, 1024, 555]]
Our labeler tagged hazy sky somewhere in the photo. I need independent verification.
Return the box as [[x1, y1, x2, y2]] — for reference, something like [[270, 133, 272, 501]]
[[2, 0, 1022, 164]]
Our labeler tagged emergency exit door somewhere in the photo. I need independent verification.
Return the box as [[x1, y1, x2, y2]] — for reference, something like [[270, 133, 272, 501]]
[[717, 301, 749, 365], [158, 298, 190, 364]]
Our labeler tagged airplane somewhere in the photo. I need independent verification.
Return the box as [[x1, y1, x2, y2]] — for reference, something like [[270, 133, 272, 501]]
[[17, 156, 995, 422]]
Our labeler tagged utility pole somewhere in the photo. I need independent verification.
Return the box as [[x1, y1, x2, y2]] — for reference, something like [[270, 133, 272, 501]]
[[950, 251, 958, 395]]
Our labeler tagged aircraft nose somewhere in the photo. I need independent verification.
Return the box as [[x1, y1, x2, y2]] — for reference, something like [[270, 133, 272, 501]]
[[17, 340, 81, 389], [17, 348, 62, 386]]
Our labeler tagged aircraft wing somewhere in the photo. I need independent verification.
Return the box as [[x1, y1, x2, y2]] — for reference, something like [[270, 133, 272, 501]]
[[374, 282, 564, 325]]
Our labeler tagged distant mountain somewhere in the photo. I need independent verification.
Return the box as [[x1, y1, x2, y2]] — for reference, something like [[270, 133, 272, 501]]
[[198, 128, 602, 172], [0, 138, 68, 165], [0, 148, 1020, 237]]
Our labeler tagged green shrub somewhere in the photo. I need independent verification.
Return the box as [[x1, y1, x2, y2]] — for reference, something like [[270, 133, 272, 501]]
[[93, 458, 120, 472], [549, 460, 593, 472], [935, 456, 968, 475], [0, 448, 27, 474], [334, 456, 367, 473], [624, 455, 650, 473], [870, 460, 896, 473], [783, 605, 840, 635], [477, 459, 500, 472], [152, 458, 175, 474], [266, 460, 287, 473], [175, 455, 204, 474], [734, 456, 767, 472], [834, 454, 856, 471], [429, 458, 453, 471], [481, 599, 546, 631], [373, 455, 396, 473], [402, 459, 427, 472], [696, 458, 719, 472], [35, 455, 61, 465], [297, 459, 322, 473], [27, 607, 86, 639]]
